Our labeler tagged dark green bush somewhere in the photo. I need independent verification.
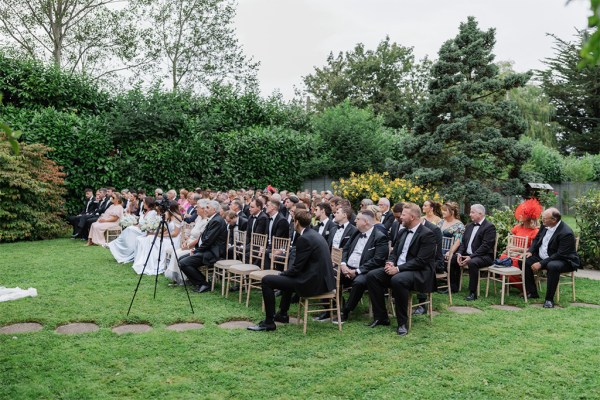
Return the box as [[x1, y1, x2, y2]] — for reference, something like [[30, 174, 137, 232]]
[[0, 138, 69, 242], [574, 189, 600, 269]]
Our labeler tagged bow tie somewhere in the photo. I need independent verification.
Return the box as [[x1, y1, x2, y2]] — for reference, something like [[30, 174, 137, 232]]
[[473, 223, 481, 226], [269, 217, 274, 221], [229, 224, 237, 229], [359, 233, 367, 239], [318, 222, 324, 227], [406, 230, 414, 235]]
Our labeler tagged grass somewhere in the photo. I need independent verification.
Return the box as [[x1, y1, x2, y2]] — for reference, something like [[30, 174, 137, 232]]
[[1, 238, 600, 399]]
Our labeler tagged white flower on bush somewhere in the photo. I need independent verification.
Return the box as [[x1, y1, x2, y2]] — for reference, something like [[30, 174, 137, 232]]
[[119, 214, 139, 229], [140, 215, 161, 233]]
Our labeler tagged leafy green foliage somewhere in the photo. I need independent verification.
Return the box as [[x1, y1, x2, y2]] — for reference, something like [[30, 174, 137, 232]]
[[0, 140, 69, 242], [540, 32, 600, 155], [578, 0, 600, 67], [487, 205, 517, 253], [574, 189, 600, 268], [303, 36, 431, 129], [401, 17, 532, 212], [521, 137, 565, 183]]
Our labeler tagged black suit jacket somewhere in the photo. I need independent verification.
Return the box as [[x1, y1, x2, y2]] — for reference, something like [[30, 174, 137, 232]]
[[389, 224, 436, 293], [280, 228, 335, 297], [389, 220, 404, 247], [342, 228, 388, 274], [184, 208, 198, 224], [327, 223, 358, 250], [196, 214, 227, 264], [95, 197, 111, 215], [528, 221, 580, 270], [238, 215, 248, 231], [423, 220, 444, 272], [246, 211, 268, 244], [457, 219, 496, 260], [381, 212, 395, 233], [268, 213, 290, 243], [80, 197, 97, 215], [313, 218, 335, 243]]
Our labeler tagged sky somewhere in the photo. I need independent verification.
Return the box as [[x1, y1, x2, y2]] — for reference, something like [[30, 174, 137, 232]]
[[235, 0, 591, 99]]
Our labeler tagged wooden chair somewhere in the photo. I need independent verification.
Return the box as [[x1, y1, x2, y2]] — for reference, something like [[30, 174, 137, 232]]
[[485, 235, 528, 305], [226, 233, 267, 303], [437, 236, 455, 305], [536, 237, 579, 302], [296, 247, 343, 335], [246, 237, 291, 308], [212, 230, 246, 295], [104, 227, 122, 243], [407, 291, 433, 331], [459, 232, 499, 296]]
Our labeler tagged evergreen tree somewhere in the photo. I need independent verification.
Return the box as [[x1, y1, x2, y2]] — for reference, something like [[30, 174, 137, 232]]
[[539, 32, 600, 155], [400, 17, 532, 211]]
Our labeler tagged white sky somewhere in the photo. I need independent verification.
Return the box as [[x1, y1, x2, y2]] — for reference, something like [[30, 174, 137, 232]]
[[235, 0, 590, 99]]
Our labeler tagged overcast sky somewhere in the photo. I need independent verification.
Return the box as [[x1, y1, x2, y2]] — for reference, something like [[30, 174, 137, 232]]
[[235, 0, 590, 99]]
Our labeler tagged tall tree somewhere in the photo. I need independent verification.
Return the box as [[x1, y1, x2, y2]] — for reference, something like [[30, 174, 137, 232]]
[[400, 17, 532, 211], [539, 32, 600, 155], [303, 36, 431, 129], [0, 0, 146, 79], [134, 0, 258, 92]]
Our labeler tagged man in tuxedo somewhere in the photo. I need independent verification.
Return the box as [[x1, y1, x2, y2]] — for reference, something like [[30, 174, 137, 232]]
[[313, 202, 334, 243], [264, 199, 290, 270], [73, 188, 111, 239], [248, 210, 335, 331], [333, 210, 388, 323], [388, 202, 405, 247], [328, 204, 358, 250], [246, 197, 269, 252], [224, 210, 246, 258], [378, 198, 395, 233], [366, 203, 436, 336], [450, 204, 497, 300], [183, 194, 201, 223], [284, 195, 299, 225], [524, 207, 580, 308], [68, 188, 96, 236], [413, 217, 444, 315], [178, 200, 227, 293]]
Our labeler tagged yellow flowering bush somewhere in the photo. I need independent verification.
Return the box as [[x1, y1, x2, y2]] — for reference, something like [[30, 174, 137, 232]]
[[332, 171, 442, 209]]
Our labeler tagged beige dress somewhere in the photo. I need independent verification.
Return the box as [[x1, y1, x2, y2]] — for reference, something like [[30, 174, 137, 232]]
[[89, 205, 124, 245]]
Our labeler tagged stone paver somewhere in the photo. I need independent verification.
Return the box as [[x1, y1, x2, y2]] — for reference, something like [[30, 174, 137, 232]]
[[0, 322, 43, 334], [529, 303, 562, 308], [166, 322, 204, 331], [218, 320, 254, 329], [575, 269, 600, 281], [447, 306, 482, 314], [490, 305, 521, 311], [112, 324, 153, 335], [56, 323, 99, 334], [570, 302, 600, 309]]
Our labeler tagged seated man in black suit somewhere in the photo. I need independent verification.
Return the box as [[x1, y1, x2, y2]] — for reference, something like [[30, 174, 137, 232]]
[[178, 200, 227, 293], [313, 202, 334, 243], [74, 188, 111, 239], [524, 207, 580, 308], [328, 204, 358, 250], [68, 188, 96, 236], [366, 203, 436, 336], [264, 199, 290, 270], [389, 202, 405, 247], [248, 210, 335, 331], [449, 204, 497, 300], [224, 210, 247, 259], [377, 197, 395, 234], [329, 210, 388, 323]]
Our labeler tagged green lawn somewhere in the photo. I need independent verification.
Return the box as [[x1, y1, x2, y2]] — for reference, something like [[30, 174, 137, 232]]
[[1, 239, 600, 399]]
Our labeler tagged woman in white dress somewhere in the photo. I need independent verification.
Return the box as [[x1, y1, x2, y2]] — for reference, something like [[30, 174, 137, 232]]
[[87, 193, 124, 246], [131, 202, 182, 275], [164, 199, 209, 284], [107, 197, 157, 263]]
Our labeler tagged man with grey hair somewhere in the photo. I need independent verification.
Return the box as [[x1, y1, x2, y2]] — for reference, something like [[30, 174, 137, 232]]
[[450, 204, 497, 300], [377, 197, 394, 232], [178, 200, 227, 293]]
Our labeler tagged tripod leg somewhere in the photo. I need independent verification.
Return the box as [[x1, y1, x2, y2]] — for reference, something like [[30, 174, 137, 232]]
[[164, 217, 195, 314]]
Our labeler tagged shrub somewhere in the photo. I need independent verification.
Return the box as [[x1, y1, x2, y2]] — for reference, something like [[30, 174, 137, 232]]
[[0, 138, 69, 242], [331, 171, 441, 211], [487, 205, 517, 253], [521, 138, 565, 183], [574, 189, 600, 269]]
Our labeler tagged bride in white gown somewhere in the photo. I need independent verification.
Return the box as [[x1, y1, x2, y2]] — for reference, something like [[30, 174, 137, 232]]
[[107, 197, 158, 263], [132, 202, 182, 275]]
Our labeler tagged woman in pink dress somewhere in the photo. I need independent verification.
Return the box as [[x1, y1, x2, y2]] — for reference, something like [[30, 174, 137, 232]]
[[87, 193, 124, 246]]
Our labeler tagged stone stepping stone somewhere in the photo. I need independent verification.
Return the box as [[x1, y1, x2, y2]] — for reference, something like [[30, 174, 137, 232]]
[[447, 306, 482, 314], [166, 322, 203, 331], [218, 320, 254, 329], [0, 322, 43, 334], [571, 302, 600, 309], [56, 323, 99, 334], [112, 324, 152, 335], [490, 305, 521, 311]]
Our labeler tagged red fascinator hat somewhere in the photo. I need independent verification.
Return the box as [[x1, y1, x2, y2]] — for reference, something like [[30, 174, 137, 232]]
[[515, 198, 543, 221]]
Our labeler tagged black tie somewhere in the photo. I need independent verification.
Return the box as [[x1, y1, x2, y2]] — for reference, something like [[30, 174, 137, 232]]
[[359, 233, 367, 239], [473, 223, 481, 226], [318, 222, 324, 227], [337, 224, 343, 229]]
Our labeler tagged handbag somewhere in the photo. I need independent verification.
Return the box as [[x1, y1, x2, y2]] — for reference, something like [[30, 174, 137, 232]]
[[493, 257, 513, 267]]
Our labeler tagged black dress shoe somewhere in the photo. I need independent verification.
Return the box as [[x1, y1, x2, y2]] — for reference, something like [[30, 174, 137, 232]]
[[273, 313, 289, 323], [396, 324, 408, 336], [229, 285, 240, 292], [543, 300, 555, 308], [520, 292, 539, 299], [367, 319, 390, 328], [465, 293, 477, 301], [247, 320, 276, 331], [313, 311, 330, 322], [412, 305, 427, 316], [193, 284, 211, 293]]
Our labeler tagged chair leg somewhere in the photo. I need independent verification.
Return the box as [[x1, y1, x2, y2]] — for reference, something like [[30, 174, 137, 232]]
[[238, 275, 244, 303], [485, 271, 491, 297], [225, 272, 230, 298], [556, 282, 560, 303], [500, 276, 506, 305], [245, 278, 252, 307], [572, 273, 576, 302], [336, 294, 342, 332], [407, 294, 413, 331], [303, 300, 309, 335], [428, 293, 433, 324], [221, 270, 227, 297]]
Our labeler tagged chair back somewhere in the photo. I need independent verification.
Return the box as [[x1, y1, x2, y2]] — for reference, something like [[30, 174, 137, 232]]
[[505, 234, 528, 268], [441, 236, 455, 254], [575, 236, 580, 251], [248, 233, 268, 269], [493, 232, 500, 259], [181, 222, 194, 242], [233, 230, 247, 263], [271, 236, 291, 271], [330, 247, 343, 289]]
